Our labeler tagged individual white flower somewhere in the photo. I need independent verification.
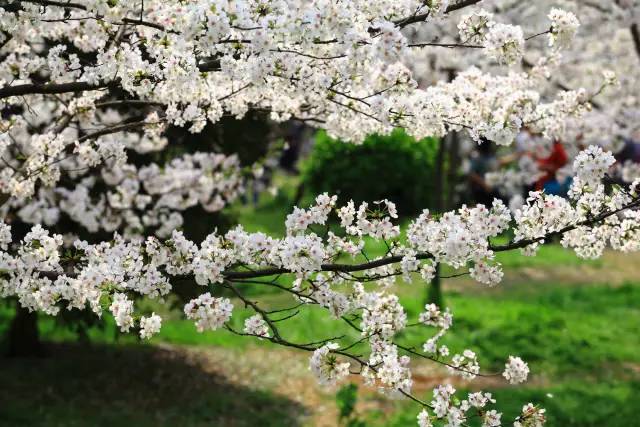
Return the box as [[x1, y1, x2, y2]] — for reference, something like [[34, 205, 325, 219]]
[[602, 70, 619, 87], [439, 345, 450, 357], [243, 314, 270, 338], [447, 406, 466, 426], [514, 403, 546, 427], [309, 342, 350, 386], [338, 201, 356, 228], [420, 261, 437, 282], [139, 313, 162, 339], [184, 293, 233, 332], [449, 349, 480, 380], [427, 0, 450, 15], [458, 9, 494, 43], [110, 293, 135, 333], [400, 249, 420, 280], [0, 222, 11, 250], [572, 145, 616, 188], [548, 8, 580, 50], [485, 23, 525, 65], [419, 304, 452, 330], [374, 199, 398, 219], [374, 21, 408, 63], [470, 260, 503, 286], [370, 340, 413, 394], [74, 142, 101, 167], [482, 409, 502, 427], [423, 337, 438, 354], [417, 409, 433, 427], [361, 293, 407, 339], [431, 384, 456, 418], [503, 356, 529, 384], [468, 392, 495, 408]]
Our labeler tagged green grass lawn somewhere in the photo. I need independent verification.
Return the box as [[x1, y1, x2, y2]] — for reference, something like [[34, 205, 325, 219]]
[[378, 281, 640, 427]]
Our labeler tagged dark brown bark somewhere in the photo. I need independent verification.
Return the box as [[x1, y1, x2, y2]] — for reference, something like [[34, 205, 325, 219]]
[[434, 138, 446, 213], [429, 138, 447, 307], [395, 0, 484, 27], [427, 263, 443, 307], [631, 23, 640, 61], [445, 131, 460, 211], [0, 81, 111, 100]]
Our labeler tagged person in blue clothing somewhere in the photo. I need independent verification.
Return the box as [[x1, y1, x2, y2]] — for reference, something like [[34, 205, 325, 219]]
[[468, 139, 501, 206], [615, 138, 640, 164]]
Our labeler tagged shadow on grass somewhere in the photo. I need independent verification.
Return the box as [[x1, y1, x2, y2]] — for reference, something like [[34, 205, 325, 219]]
[[0, 342, 306, 427]]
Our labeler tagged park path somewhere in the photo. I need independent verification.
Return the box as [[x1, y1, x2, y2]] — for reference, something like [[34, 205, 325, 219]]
[[165, 343, 548, 427]]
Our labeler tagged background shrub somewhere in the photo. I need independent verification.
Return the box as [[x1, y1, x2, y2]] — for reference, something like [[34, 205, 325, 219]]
[[302, 129, 440, 216]]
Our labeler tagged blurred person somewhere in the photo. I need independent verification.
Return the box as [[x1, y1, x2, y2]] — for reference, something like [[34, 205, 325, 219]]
[[614, 137, 640, 164], [535, 139, 570, 196], [612, 138, 640, 184], [468, 139, 501, 206], [279, 122, 309, 174]]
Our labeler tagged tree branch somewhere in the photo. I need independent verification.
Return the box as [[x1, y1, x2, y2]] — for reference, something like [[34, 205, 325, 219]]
[[395, 0, 484, 28], [490, 197, 640, 251], [631, 23, 640, 61], [0, 81, 112, 100]]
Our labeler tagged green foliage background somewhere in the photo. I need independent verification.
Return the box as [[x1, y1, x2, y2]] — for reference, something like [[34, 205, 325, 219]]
[[302, 130, 440, 215]]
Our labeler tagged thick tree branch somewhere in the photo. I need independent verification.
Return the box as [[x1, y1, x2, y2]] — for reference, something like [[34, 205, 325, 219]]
[[30, 195, 640, 284], [16, 0, 86, 8], [0, 0, 485, 101], [395, 0, 484, 28], [222, 199, 639, 280], [0, 81, 112, 100], [631, 23, 640, 61]]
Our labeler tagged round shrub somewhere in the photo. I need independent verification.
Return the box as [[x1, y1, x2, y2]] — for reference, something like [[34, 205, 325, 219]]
[[302, 130, 440, 216]]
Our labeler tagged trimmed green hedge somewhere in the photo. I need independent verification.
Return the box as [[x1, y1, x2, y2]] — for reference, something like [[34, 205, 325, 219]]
[[302, 130, 440, 215]]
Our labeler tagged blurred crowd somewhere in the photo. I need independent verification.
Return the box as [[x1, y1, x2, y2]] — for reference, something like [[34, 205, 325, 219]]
[[466, 128, 640, 209]]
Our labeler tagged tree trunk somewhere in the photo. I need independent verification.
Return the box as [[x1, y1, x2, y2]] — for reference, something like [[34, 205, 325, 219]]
[[292, 181, 305, 210], [428, 139, 447, 307], [427, 263, 443, 307], [445, 131, 460, 210], [433, 138, 446, 213], [6, 301, 43, 357]]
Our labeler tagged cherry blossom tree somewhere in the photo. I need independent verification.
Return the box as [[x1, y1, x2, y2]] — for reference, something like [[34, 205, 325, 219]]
[[2, 1, 640, 425]]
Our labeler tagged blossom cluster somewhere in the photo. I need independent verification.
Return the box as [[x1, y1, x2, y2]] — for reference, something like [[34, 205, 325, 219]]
[[457, 8, 577, 65], [309, 342, 351, 387], [548, 8, 580, 51], [410, 0, 637, 154], [417, 385, 546, 427], [0, 1, 591, 177], [184, 293, 234, 332], [8, 150, 246, 237]]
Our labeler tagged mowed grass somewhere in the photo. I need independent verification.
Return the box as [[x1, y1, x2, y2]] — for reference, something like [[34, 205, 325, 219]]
[[1, 189, 639, 426], [376, 281, 640, 427], [381, 378, 640, 427]]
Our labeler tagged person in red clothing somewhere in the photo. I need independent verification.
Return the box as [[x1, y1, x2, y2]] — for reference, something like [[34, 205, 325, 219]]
[[535, 140, 569, 195]]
